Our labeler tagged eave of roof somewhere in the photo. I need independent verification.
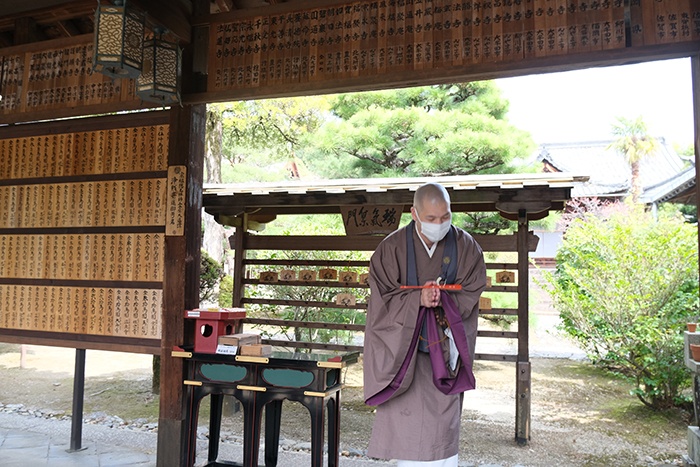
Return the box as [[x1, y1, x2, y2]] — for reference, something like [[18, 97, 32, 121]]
[[202, 173, 589, 223]]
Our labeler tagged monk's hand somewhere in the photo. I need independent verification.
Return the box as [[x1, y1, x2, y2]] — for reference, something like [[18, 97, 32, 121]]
[[420, 281, 441, 308]]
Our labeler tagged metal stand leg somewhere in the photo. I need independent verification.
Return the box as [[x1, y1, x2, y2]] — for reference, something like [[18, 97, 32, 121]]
[[327, 393, 341, 467], [208, 394, 224, 462], [68, 349, 87, 453], [264, 400, 283, 467]]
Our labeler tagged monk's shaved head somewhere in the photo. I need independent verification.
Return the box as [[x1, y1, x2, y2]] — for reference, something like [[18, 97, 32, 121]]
[[413, 182, 451, 211]]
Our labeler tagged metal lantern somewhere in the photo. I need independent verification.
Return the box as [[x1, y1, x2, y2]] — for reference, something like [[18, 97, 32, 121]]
[[93, 0, 145, 79], [136, 32, 181, 104]]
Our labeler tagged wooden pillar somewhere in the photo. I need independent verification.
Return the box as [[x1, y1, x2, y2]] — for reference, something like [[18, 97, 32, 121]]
[[692, 54, 700, 284], [231, 223, 246, 309], [157, 104, 206, 467], [515, 209, 531, 445]]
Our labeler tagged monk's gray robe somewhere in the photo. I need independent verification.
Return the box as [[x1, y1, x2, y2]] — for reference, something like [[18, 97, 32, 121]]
[[363, 224, 486, 462]]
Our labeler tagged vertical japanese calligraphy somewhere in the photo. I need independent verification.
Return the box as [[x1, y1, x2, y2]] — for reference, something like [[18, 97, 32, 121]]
[[166, 166, 187, 236], [208, 0, 700, 93], [0, 119, 171, 341], [0, 41, 144, 121]]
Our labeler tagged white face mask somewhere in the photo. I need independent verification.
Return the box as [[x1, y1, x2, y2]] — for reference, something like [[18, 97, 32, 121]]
[[417, 213, 451, 243]]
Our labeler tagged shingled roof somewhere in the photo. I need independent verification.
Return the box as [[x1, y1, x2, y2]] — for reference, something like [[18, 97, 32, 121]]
[[203, 173, 589, 224]]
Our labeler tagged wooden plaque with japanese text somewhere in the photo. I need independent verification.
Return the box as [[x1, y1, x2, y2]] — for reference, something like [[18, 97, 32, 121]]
[[202, 0, 700, 101], [0, 111, 180, 350], [0, 36, 154, 125]]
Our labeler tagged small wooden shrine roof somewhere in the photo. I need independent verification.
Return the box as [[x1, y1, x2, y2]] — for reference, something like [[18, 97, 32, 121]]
[[203, 173, 588, 223]]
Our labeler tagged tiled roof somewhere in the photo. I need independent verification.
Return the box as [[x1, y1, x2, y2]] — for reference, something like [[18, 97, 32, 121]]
[[536, 138, 694, 203]]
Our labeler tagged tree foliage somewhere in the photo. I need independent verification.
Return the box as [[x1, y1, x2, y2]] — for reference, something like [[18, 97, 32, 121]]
[[302, 83, 534, 178], [608, 116, 660, 204], [216, 98, 330, 182], [200, 249, 224, 304], [544, 203, 699, 409]]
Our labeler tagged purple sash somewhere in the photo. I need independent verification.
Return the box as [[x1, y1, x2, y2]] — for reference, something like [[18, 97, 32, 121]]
[[366, 291, 475, 406]]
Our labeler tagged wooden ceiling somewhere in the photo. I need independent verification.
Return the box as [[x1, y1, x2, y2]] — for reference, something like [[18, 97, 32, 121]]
[[0, 0, 296, 48]]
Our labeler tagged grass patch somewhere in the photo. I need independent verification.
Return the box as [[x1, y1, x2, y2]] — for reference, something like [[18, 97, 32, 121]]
[[84, 376, 160, 422]]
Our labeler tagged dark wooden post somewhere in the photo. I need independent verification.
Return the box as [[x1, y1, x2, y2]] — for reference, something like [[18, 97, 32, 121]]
[[515, 209, 531, 444], [231, 220, 246, 310], [692, 55, 700, 287], [157, 104, 206, 467]]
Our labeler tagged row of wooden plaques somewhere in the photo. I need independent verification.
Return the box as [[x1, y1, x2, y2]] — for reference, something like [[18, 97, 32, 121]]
[[0, 285, 162, 338], [259, 269, 369, 284]]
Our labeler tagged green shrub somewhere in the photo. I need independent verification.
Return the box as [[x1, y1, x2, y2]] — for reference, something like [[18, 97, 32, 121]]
[[218, 275, 233, 307], [544, 203, 698, 409], [200, 250, 224, 304]]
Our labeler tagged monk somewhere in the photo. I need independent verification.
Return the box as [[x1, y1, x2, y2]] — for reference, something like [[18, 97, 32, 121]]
[[363, 182, 487, 466]]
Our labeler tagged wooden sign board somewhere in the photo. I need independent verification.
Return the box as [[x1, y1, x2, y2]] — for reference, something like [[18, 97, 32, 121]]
[[259, 271, 279, 282], [166, 166, 187, 236], [335, 293, 356, 306], [279, 269, 296, 281], [339, 271, 358, 283], [299, 270, 317, 281], [0, 38, 153, 124], [319, 268, 338, 280], [340, 205, 402, 236], [0, 114, 169, 349], [496, 271, 516, 283], [203, 0, 700, 101]]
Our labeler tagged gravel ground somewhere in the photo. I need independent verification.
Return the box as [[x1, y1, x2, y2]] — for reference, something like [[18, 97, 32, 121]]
[[0, 272, 692, 466]]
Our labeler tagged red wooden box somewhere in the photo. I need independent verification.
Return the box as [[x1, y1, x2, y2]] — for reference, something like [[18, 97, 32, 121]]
[[185, 308, 246, 354]]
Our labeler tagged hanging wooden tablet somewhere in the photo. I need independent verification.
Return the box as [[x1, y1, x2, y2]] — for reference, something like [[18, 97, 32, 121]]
[[479, 296, 492, 310], [166, 166, 187, 236], [359, 273, 370, 285], [339, 271, 358, 283], [279, 269, 296, 281], [319, 268, 337, 280], [299, 269, 317, 282], [259, 271, 279, 282], [334, 293, 356, 306], [496, 271, 515, 283], [486, 276, 492, 287]]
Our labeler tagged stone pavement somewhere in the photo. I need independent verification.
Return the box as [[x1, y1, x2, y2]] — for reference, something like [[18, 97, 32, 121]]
[[0, 411, 519, 467]]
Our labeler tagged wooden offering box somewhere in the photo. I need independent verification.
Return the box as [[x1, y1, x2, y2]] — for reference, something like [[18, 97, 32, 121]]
[[185, 308, 246, 354]]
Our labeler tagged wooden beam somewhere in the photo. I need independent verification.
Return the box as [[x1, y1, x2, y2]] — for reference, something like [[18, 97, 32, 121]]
[[242, 233, 540, 253], [134, 0, 192, 43], [0, 110, 170, 139], [13, 16, 40, 44], [203, 187, 573, 213], [56, 19, 80, 37], [0, 0, 84, 17], [0, 329, 160, 354], [183, 42, 700, 105], [0, 32, 12, 47]]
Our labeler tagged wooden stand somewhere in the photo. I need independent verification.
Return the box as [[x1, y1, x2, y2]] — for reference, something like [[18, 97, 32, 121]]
[[175, 348, 359, 467], [684, 331, 700, 466]]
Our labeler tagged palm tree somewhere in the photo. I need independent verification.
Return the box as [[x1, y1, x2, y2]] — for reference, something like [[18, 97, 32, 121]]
[[608, 116, 660, 204]]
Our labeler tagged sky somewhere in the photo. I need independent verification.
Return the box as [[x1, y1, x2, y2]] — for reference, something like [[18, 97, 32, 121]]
[[495, 57, 695, 150]]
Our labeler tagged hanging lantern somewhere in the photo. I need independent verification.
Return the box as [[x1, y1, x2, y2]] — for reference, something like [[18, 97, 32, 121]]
[[136, 31, 181, 104], [92, 0, 145, 79]]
